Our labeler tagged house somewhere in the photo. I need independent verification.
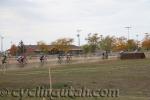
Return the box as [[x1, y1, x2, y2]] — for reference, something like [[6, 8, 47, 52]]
[[25, 45, 83, 55]]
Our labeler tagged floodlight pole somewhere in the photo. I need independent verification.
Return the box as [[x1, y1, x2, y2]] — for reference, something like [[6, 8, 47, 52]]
[[100, 35, 103, 40], [136, 34, 139, 48], [10, 41, 13, 46], [145, 33, 150, 39], [77, 29, 82, 47], [125, 27, 132, 40]]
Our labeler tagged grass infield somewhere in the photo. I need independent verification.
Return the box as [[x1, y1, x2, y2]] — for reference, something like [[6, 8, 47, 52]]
[[0, 59, 150, 100]]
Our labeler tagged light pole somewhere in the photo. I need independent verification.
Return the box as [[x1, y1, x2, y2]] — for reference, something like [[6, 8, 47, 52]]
[[100, 35, 103, 40], [125, 27, 132, 40], [77, 29, 82, 47], [136, 34, 139, 49], [77, 34, 80, 46], [10, 41, 13, 46], [145, 33, 150, 39], [136, 34, 139, 42]]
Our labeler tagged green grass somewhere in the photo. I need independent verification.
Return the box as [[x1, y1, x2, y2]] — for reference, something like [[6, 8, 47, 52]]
[[0, 59, 150, 100]]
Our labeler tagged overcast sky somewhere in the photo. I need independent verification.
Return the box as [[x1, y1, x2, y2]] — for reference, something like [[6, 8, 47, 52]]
[[0, 0, 150, 50]]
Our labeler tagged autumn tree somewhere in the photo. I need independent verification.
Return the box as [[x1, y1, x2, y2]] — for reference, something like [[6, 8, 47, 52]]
[[99, 36, 115, 52], [85, 33, 100, 53], [142, 36, 150, 51], [17, 40, 26, 55], [51, 38, 74, 53], [113, 37, 127, 51], [37, 41, 49, 54], [126, 39, 137, 51], [10, 44, 18, 56]]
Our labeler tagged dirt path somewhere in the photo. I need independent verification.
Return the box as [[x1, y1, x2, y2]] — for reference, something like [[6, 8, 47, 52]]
[[0, 56, 118, 71]]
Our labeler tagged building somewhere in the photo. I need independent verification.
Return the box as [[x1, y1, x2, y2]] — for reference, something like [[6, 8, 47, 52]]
[[25, 45, 83, 55]]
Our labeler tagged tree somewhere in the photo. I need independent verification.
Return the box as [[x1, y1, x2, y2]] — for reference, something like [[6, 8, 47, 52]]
[[51, 38, 74, 53], [37, 41, 49, 54], [142, 36, 150, 51], [82, 44, 90, 54], [10, 44, 18, 56], [126, 39, 137, 51], [100, 36, 115, 52], [85, 33, 100, 53], [113, 37, 127, 51], [17, 40, 26, 55]]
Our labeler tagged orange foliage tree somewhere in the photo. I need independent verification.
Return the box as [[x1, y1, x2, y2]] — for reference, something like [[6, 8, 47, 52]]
[[142, 37, 150, 50], [126, 39, 138, 51], [51, 38, 74, 53], [37, 41, 49, 54], [113, 37, 127, 51], [10, 44, 18, 56]]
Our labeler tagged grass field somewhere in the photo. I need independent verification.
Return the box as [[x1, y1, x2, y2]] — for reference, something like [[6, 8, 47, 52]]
[[0, 59, 150, 100]]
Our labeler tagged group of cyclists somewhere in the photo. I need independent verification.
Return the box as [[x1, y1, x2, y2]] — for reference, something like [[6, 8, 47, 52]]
[[57, 53, 72, 64], [0, 53, 73, 73]]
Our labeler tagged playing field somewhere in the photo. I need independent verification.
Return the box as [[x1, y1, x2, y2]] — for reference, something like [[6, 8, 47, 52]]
[[0, 59, 150, 100]]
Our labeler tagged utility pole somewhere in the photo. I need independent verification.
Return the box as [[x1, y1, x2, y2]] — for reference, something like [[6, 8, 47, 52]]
[[125, 27, 132, 40]]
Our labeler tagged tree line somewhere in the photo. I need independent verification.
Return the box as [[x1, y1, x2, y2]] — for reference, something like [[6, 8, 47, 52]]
[[9, 33, 150, 56], [82, 33, 150, 54], [9, 38, 74, 56]]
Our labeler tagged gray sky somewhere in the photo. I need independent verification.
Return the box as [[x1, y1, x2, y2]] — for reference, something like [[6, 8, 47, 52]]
[[0, 0, 150, 50]]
